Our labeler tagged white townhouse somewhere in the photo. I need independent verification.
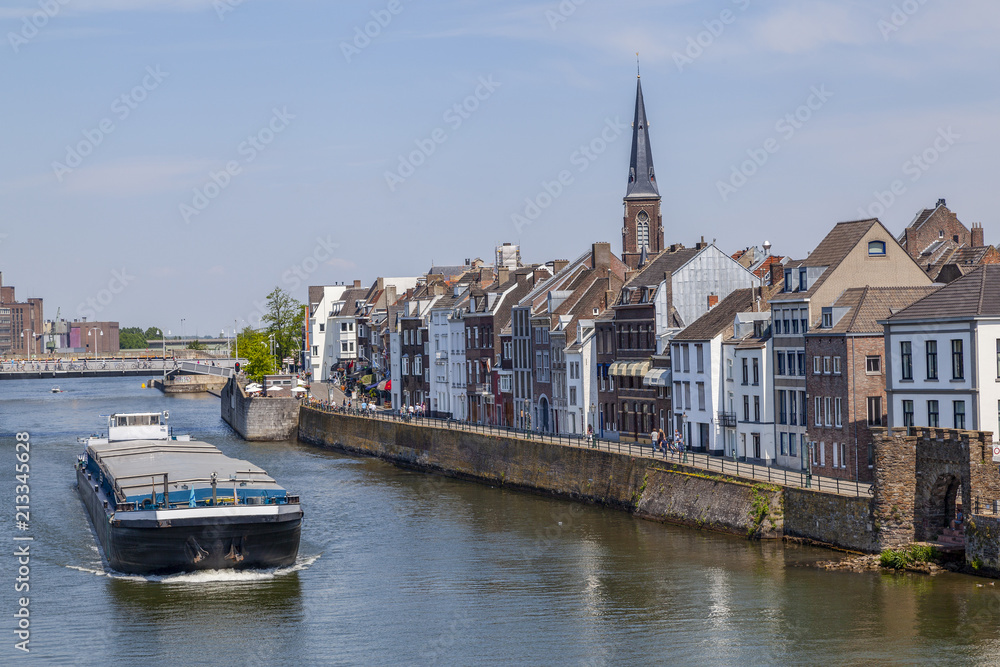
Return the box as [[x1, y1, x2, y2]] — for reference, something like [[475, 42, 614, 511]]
[[305, 284, 349, 382], [425, 286, 470, 420], [728, 315, 775, 464], [671, 288, 765, 455], [885, 265, 1000, 441], [564, 319, 597, 435]]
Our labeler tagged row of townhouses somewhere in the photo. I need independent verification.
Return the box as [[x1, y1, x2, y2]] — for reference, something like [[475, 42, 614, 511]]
[[302, 76, 1000, 483]]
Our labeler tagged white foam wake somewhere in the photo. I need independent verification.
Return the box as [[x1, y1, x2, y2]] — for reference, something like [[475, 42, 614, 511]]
[[65, 553, 320, 583]]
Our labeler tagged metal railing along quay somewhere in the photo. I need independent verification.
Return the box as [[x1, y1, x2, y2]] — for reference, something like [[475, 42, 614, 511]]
[[304, 402, 874, 498]]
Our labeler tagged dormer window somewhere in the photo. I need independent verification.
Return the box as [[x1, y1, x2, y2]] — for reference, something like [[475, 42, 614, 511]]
[[821, 308, 833, 328], [784, 269, 792, 291], [868, 241, 886, 256], [798, 269, 807, 291]]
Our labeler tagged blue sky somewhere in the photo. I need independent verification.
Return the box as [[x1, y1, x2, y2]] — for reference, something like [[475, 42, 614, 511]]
[[2, 0, 998, 336]]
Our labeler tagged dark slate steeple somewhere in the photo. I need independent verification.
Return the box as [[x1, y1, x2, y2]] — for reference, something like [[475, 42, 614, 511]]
[[625, 75, 658, 200]]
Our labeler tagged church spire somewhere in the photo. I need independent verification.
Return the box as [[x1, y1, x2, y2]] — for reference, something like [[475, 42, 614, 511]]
[[625, 75, 658, 200]]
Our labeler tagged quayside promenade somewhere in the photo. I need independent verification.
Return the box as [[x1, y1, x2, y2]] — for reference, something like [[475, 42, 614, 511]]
[[298, 404, 881, 554], [305, 402, 870, 497]]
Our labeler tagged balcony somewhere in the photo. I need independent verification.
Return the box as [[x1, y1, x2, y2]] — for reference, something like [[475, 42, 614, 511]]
[[435, 350, 448, 364], [717, 411, 738, 428]]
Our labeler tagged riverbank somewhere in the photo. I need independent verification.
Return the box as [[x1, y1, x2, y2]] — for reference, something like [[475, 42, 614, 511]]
[[298, 407, 879, 552]]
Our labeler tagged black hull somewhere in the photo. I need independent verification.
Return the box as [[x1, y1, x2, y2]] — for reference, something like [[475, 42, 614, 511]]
[[77, 467, 302, 575]]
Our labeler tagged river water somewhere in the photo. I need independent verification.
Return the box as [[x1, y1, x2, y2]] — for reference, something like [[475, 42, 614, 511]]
[[1, 376, 999, 665]]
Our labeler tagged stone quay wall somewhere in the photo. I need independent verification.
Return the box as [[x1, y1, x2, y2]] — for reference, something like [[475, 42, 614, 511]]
[[300, 408, 882, 551], [872, 427, 1000, 547], [221, 377, 299, 441], [966, 515, 1000, 576]]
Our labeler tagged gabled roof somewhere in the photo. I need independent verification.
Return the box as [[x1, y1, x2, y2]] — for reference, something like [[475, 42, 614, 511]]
[[820, 286, 940, 334], [771, 219, 886, 302], [888, 265, 1000, 321], [673, 288, 756, 341], [622, 245, 700, 289]]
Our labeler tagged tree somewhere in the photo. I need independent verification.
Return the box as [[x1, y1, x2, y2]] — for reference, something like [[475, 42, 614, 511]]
[[187, 340, 205, 351], [235, 326, 274, 382], [144, 327, 163, 340], [119, 327, 147, 350], [262, 287, 304, 368]]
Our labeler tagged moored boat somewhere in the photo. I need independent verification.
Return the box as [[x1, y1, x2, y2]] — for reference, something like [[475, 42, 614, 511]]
[[76, 412, 302, 575]]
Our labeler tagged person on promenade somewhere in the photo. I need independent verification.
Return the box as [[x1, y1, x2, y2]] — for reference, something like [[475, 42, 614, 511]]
[[657, 429, 666, 454], [587, 424, 594, 448], [650, 428, 659, 452]]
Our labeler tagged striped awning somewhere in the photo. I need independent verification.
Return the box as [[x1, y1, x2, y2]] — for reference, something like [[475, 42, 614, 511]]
[[609, 360, 651, 377], [643, 368, 671, 387]]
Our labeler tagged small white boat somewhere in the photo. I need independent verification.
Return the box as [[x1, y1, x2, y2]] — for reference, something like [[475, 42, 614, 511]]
[[51, 387, 64, 393]]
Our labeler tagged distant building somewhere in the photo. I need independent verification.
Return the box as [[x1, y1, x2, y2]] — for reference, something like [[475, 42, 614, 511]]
[[898, 199, 999, 283], [69, 321, 121, 356], [0, 272, 43, 356]]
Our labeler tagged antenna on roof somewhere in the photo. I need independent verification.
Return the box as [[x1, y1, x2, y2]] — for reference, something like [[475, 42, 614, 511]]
[[636, 52, 640, 78]]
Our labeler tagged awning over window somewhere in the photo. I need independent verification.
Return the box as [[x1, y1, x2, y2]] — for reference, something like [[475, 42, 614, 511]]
[[610, 360, 652, 377], [643, 368, 671, 387]]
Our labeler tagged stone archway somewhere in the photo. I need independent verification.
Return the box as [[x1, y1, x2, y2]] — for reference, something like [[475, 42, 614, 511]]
[[924, 474, 961, 540]]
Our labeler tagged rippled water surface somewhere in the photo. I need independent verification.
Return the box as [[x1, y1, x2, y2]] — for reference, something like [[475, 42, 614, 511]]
[[1, 377, 999, 665]]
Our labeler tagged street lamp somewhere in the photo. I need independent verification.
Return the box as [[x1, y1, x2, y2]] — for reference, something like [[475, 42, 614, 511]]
[[268, 333, 276, 374], [20, 329, 35, 359], [88, 328, 103, 360], [163, 329, 171, 382], [222, 330, 229, 359], [181, 319, 186, 342]]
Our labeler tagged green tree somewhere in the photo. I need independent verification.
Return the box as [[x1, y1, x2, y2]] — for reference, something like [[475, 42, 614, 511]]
[[119, 327, 147, 350], [262, 286, 304, 368], [235, 327, 275, 382], [144, 327, 163, 340], [186, 340, 206, 351]]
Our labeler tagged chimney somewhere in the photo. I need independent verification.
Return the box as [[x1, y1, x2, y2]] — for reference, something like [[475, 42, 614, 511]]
[[769, 262, 784, 288], [497, 266, 510, 285], [591, 242, 612, 270], [479, 267, 494, 286], [376, 276, 385, 290], [551, 259, 570, 274], [708, 294, 719, 309], [937, 198, 947, 208], [605, 290, 615, 309], [533, 267, 549, 283], [385, 285, 397, 306], [971, 222, 985, 248], [353, 279, 362, 288]]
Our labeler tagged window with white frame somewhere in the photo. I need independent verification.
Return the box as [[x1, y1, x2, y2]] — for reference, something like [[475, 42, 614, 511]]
[[833, 356, 841, 375], [814, 396, 822, 426], [824, 397, 832, 426], [834, 397, 842, 427], [813, 356, 822, 374], [823, 357, 831, 374]]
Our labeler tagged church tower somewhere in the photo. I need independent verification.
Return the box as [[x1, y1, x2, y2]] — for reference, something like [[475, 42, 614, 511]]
[[622, 74, 663, 269]]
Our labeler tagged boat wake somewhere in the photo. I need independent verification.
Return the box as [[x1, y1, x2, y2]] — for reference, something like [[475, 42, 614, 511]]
[[65, 553, 320, 583]]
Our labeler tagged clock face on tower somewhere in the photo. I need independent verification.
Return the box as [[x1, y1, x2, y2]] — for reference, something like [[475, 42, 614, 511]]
[[637, 211, 649, 223]]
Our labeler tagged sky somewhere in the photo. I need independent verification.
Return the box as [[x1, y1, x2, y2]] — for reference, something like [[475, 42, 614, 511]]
[[2, 0, 999, 337]]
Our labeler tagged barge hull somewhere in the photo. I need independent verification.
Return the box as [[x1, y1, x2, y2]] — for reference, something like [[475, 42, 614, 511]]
[[77, 466, 301, 575]]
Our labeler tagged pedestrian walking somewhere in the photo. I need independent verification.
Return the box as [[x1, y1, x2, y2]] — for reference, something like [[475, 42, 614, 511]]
[[650, 428, 659, 452]]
